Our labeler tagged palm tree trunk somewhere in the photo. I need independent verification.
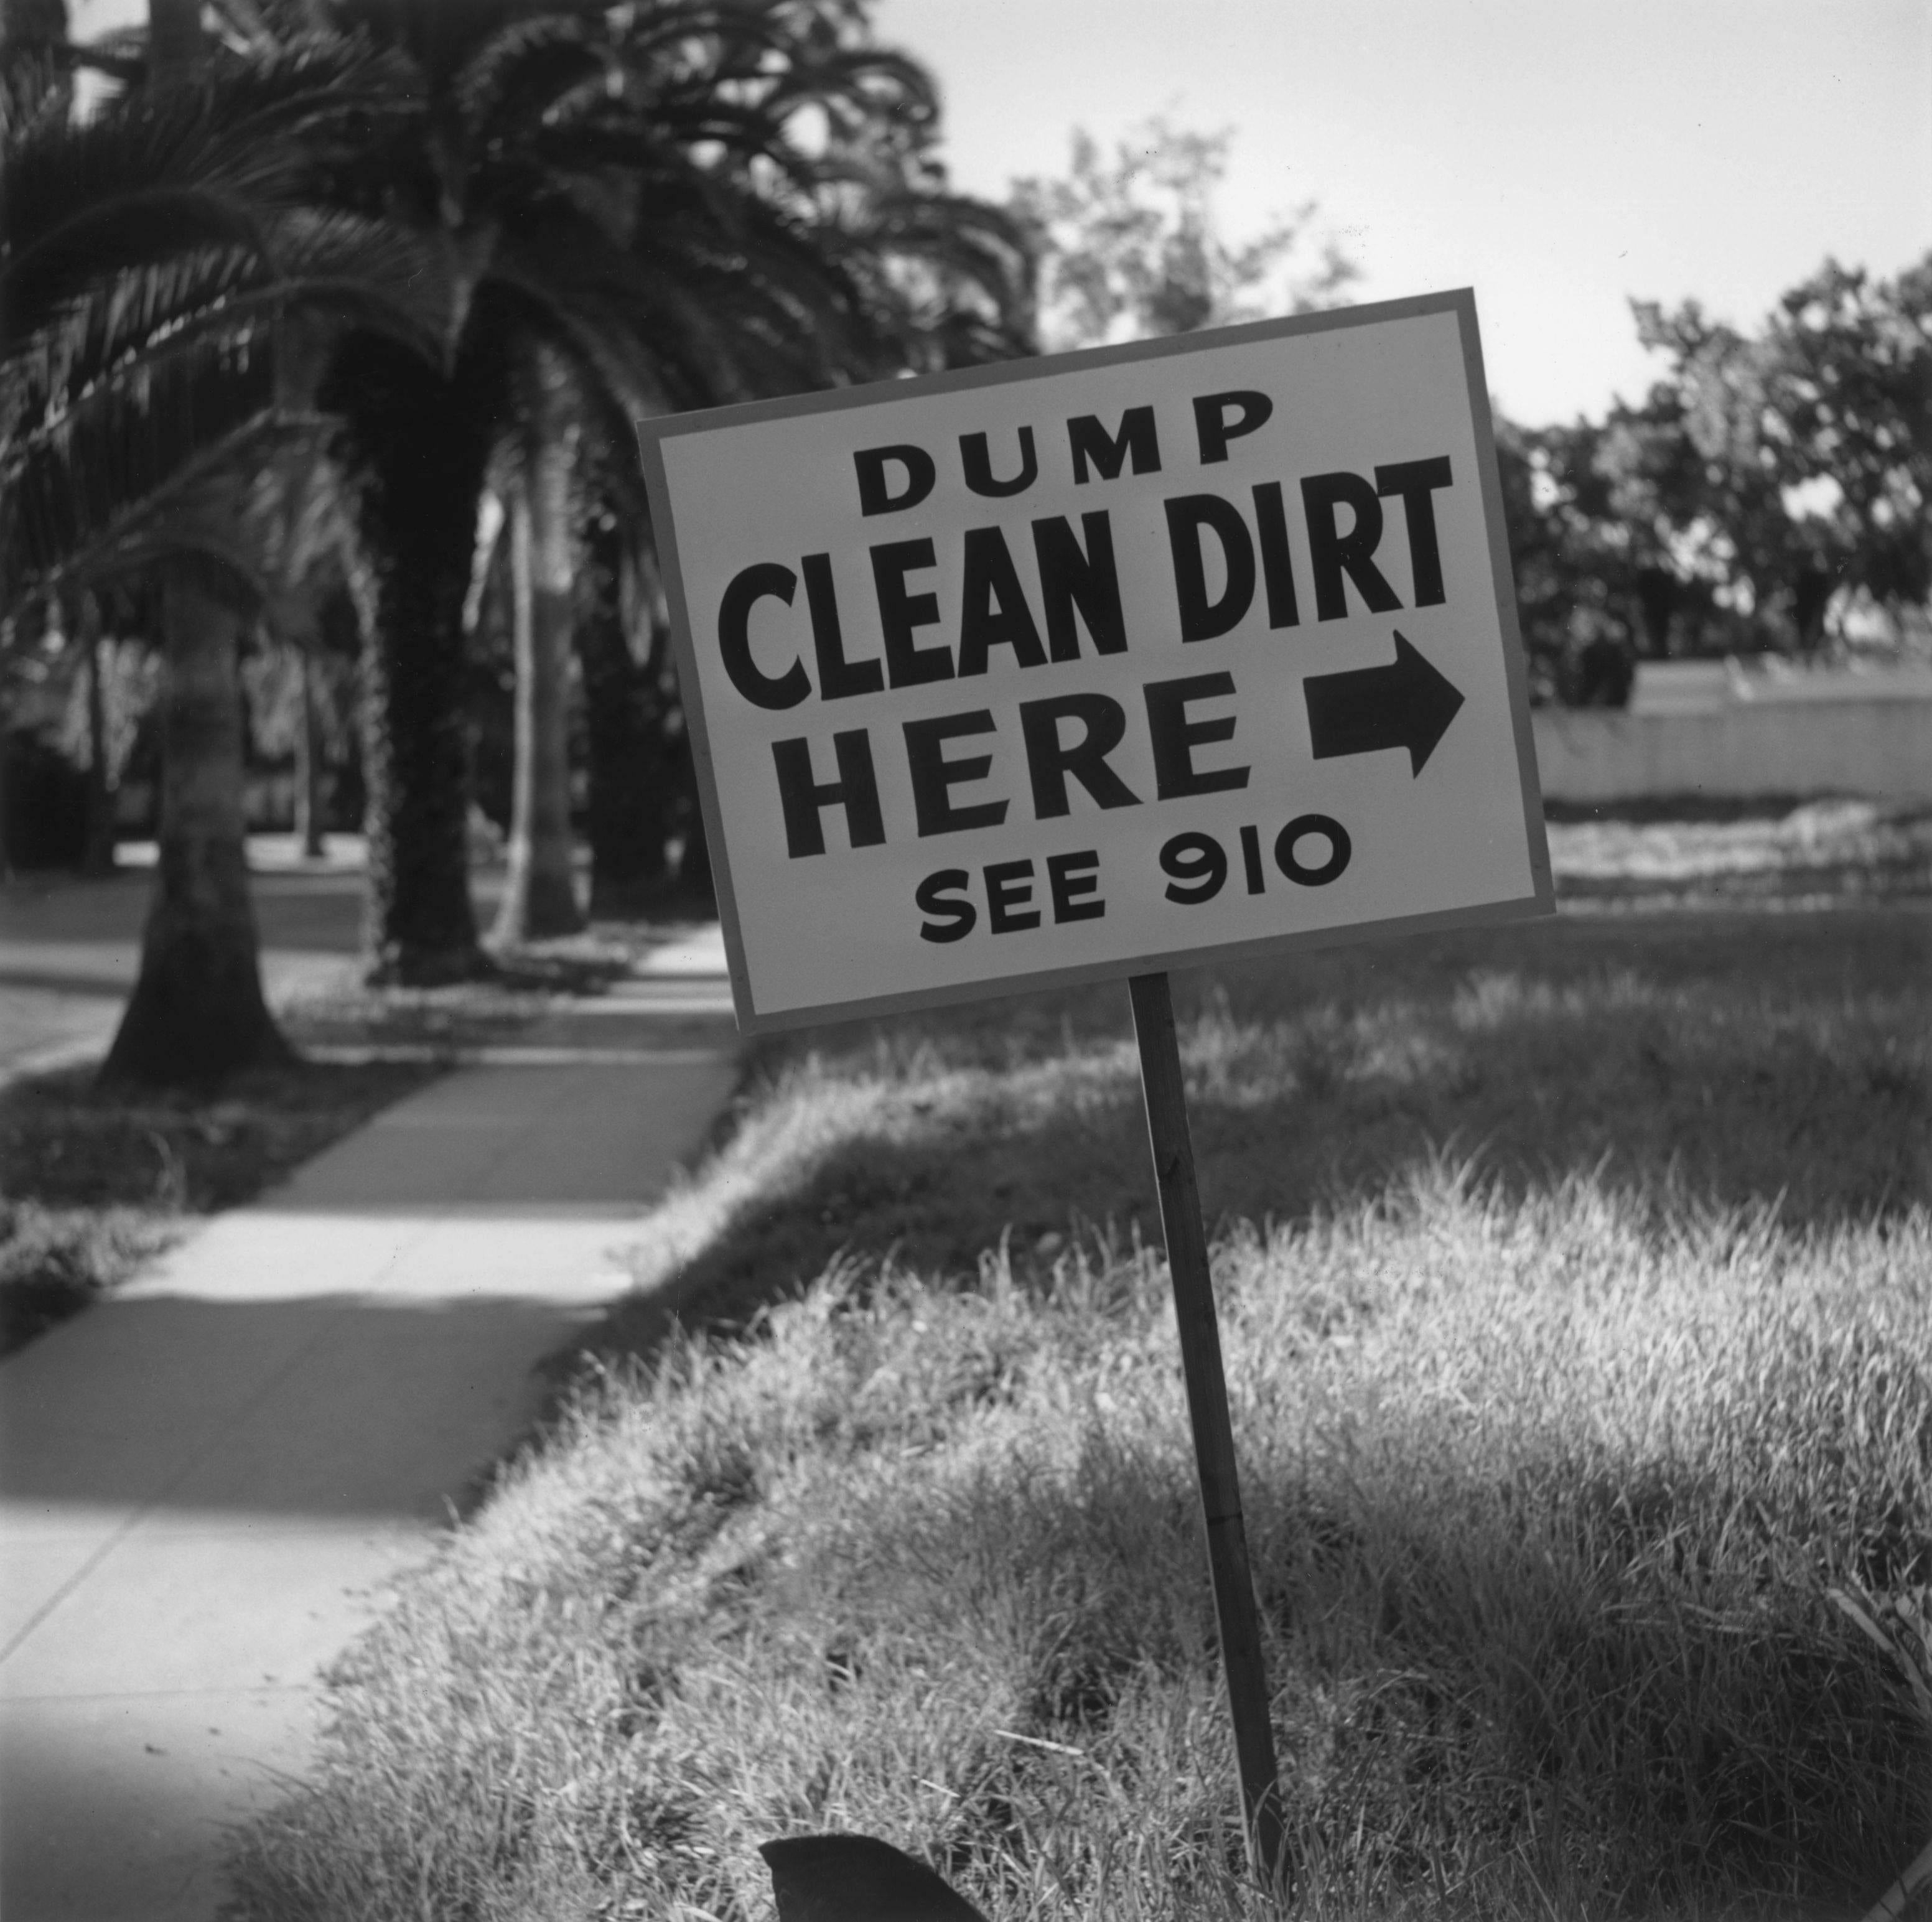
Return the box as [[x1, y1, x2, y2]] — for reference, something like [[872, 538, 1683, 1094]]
[[578, 524, 671, 915], [329, 335, 488, 984], [79, 592, 118, 876], [492, 427, 583, 943], [676, 795, 714, 910], [358, 505, 484, 979], [101, 569, 291, 1086], [99, 4, 291, 1085], [292, 639, 326, 859]]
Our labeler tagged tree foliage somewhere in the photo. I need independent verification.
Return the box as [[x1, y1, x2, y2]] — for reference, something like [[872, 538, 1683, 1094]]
[[1010, 116, 1355, 353], [0, 30, 442, 614], [1633, 258, 1932, 651], [1498, 251, 1932, 699]]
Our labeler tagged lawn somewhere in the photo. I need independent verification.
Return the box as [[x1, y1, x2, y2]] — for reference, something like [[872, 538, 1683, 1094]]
[[226, 893, 1932, 1921], [0, 1056, 438, 1355], [0, 941, 659, 1356]]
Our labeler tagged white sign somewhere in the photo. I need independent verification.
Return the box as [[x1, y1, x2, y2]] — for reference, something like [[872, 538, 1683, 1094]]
[[639, 292, 1552, 1031]]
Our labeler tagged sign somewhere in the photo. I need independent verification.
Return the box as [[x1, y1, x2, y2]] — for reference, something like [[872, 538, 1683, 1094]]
[[639, 291, 1552, 1032]]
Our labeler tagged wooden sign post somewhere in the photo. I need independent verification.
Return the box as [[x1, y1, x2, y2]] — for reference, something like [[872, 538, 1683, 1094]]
[[637, 292, 1551, 1890]]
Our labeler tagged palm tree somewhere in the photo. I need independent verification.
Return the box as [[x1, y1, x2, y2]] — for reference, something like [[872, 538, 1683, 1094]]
[[492, 344, 586, 938], [306, 0, 1032, 970], [252, 438, 362, 860], [1, 23, 442, 1081], [574, 476, 678, 913]]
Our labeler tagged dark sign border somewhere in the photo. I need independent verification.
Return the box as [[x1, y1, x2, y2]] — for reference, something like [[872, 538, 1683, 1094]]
[[637, 288, 1554, 1033]]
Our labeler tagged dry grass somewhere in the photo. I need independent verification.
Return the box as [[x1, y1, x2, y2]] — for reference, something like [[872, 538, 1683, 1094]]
[[225, 900, 1932, 1921]]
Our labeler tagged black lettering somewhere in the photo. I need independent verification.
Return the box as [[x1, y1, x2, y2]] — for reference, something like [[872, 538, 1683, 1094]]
[[903, 709, 1007, 836], [717, 562, 809, 710], [1376, 455, 1452, 607], [855, 443, 936, 516], [1301, 471, 1402, 621], [916, 869, 976, 943], [1164, 494, 1256, 642], [1251, 481, 1300, 628], [960, 426, 1038, 498], [1047, 849, 1104, 923], [801, 553, 882, 701], [984, 859, 1039, 933], [870, 538, 953, 688], [772, 731, 885, 857], [1274, 813, 1351, 886], [1032, 512, 1127, 659], [1193, 390, 1273, 464], [1018, 693, 1141, 818], [1143, 671, 1249, 800], [1067, 406, 1160, 483], [957, 526, 1047, 675], [1239, 822, 1265, 893], [1159, 831, 1227, 905]]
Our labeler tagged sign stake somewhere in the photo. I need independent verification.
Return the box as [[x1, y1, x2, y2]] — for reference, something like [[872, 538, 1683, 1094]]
[[1127, 970, 1289, 1890]]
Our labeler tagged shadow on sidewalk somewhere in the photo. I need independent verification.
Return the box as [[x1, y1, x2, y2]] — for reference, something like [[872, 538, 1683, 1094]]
[[1, 1287, 600, 1522]]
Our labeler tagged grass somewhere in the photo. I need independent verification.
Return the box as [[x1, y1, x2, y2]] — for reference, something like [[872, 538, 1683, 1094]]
[[225, 898, 1932, 1921], [0, 1055, 440, 1355], [1544, 800, 1932, 908], [0, 923, 697, 1355], [581, 906, 1927, 1366], [283, 935, 666, 1055]]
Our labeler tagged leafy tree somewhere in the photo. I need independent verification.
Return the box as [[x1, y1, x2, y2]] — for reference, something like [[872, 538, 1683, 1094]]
[[1493, 404, 1715, 703], [1010, 116, 1355, 352], [1494, 253, 1931, 701], [1631, 255, 1932, 655]]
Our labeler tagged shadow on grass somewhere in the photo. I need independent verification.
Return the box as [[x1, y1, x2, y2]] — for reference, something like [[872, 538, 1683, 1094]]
[[0, 1057, 441, 1213], [282, 949, 638, 1052], [0, 1056, 444, 1357], [594, 906, 1929, 1362]]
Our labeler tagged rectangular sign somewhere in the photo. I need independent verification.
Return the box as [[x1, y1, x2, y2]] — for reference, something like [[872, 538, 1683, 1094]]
[[638, 291, 1552, 1031]]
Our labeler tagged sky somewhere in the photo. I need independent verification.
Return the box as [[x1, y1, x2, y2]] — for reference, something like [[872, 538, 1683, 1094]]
[[68, 0, 1932, 427], [874, 0, 1932, 424]]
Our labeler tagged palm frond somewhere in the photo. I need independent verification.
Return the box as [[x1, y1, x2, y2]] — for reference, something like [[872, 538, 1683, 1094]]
[[1, 243, 261, 444], [1, 33, 418, 338], [3, 210, 452, 485], [455, 11, 613, 151], [482, 231, 688, 416], [0, 47, 72, 148], [262, 206, 455, 364], [4, 403, 327, 609]]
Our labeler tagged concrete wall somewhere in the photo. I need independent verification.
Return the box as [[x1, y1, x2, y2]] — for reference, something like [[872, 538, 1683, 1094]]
[[1531, 697, 1932, 804]]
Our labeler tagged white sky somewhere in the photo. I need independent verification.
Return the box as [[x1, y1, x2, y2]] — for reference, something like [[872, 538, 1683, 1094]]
[[72, 0, 1931, 427], [875, 0, 1932, 424]]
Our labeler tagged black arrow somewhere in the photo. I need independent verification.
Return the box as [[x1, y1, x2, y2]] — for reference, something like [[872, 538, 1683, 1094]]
[[1304, 628, 1465, 776]]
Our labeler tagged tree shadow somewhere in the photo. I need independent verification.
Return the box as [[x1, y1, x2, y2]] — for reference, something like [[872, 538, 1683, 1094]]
[[0, 1289, 594, 1518]]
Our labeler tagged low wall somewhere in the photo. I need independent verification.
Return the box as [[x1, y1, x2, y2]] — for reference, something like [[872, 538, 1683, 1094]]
[[1531, 698, 1932, 805]]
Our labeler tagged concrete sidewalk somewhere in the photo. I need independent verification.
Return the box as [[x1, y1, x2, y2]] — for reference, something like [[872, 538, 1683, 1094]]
[[0, 943, 739, 1922]]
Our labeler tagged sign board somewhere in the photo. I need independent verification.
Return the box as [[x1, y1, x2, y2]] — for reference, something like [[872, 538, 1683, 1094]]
[[638, 290, 1552, 1032]]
